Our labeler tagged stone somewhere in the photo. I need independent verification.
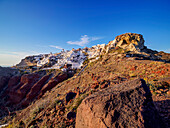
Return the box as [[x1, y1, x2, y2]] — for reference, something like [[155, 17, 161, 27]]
[[76, 79, 165, 128], [91, 83, 99, 89], [100, 83, 108, 89], [66, 92, 77, 103], [67, 111, 76, 120]]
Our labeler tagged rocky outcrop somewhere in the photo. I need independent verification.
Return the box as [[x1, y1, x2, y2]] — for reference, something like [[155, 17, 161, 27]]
[[115, 33, 144, 50], [109, 33, 145, 52], [8, 73, 40, 104], [38, 72, 68, 98], [0, 67, 19, 92], [16, 56, 40, 67], [0, 76, 10, 91], [3, 71, 68, 107], [76, 79, 164, 128], [7, 75, 21, 89], [66, 91, 77, 103], [26, 74, 51, 100], [105, 33, 170, 62], [21, 74, 51, 106], [106, 33, 145, 53]]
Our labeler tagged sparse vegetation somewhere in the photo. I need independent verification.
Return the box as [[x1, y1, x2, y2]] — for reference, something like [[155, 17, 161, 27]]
[[0, 33, 169, 127], [66, 93, 88, 112]]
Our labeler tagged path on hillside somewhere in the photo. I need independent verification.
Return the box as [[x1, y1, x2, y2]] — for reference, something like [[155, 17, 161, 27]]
[[77, 64, 88, 77]]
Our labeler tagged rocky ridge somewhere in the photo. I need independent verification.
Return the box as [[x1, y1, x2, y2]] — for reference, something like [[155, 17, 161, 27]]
[[16, 33, 170, 71], [0, 33, 169, 127]]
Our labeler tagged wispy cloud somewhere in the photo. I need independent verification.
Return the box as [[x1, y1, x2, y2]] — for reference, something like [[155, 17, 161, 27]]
[[164, 48, 170, 53], [49, 45, 63, 50], [0, 51, 39, 66], [91, 37, 103, 41], [67, 35, 103, 46], [0, 51, 39, 56]]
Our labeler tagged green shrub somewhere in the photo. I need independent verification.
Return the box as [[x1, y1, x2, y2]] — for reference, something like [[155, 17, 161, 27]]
[[67, 93, 88, 111], [83, 58, 89, 65]]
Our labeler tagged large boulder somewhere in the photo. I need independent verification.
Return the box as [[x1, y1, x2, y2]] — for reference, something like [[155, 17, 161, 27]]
[[76, 79, 165, 128], [107, 33, 145, 52]]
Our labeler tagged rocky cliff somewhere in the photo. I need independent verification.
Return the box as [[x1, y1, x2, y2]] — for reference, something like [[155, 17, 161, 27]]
[[0, 67, 19, 92], [0, 33, 169, 127]]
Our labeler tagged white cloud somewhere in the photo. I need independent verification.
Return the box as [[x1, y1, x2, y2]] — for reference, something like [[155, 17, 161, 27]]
[[164, 48, 170, 53], [49, 45, 63, 50], [67, 35, 102, 46], [91, 37, 103, 41]]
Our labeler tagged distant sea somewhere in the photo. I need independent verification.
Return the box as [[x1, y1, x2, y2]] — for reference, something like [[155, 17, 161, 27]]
[[0, 65, 12, 68]]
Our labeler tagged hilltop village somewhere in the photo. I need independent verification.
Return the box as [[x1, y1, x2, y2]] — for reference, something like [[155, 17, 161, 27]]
[[0, 33, 169, 128]]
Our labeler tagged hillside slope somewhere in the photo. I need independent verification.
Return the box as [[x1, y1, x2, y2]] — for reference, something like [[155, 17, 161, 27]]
[[0, 33, 169, 128]]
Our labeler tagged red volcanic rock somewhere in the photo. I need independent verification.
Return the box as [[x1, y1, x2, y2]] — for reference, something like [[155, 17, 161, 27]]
[[20, 74, 37, 84], [26, 74, 51, 100], [67, 111, 76, 120], [17, 74, 39, 95], [100, 83, 108, 89], [39, 79, 59, 96], [38, 73, 67, 98], [66, 91, 77, 103], [7, 75, 21, 89], [6, 72, 67, 107], [3, 75, 21, 97], [21, 74, 51, 107], [8, 73, 40, 104], [76, 79, 165, 128], [0, 76, 10, 90], [91, 82, 99, 89], [0, 66, 19, 91]]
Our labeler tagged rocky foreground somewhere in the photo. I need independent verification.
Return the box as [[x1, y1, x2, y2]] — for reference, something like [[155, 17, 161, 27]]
[[76, 79, 164, 128], [0, 33, 169, 128]]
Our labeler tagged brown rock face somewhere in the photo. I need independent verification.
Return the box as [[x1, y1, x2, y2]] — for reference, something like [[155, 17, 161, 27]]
[[0, 76, 10, 90], [0, 67, 19, 91], [8, 73, 40, 104], [76, 79, 164, 128], [116, 33, 144, 51], [4, 71, 68, 107], [7, 75, 21, 89], [108, 33, 145, 52], [21, 74, 51, 106], [38, 73, 68, 98], [26, 74, 51, 100]]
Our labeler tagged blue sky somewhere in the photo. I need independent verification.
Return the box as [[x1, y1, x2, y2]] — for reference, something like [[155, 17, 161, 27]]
[[0, 0, 170, 66]]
